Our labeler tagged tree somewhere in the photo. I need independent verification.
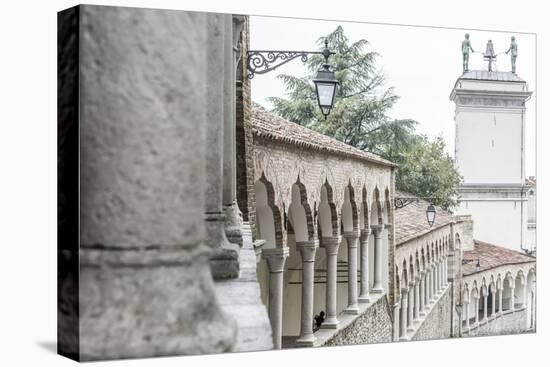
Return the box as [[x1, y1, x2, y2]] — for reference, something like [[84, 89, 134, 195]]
[[269, 26, 398, 151], [268, 26, 461, 209], [382, 133, 462, 210]]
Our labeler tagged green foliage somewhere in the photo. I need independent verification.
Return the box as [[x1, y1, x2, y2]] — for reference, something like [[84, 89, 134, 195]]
[[269, 25, 398, 150], [380, 133, 462, 210], [268, 26, 461, 210]]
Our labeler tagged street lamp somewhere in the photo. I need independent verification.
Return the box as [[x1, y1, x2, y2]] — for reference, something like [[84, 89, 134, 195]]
[[394, 197, 438, 227], [313, 40, 339, 119], [247, 39, 338, 118], [426, 203, 436, 227]]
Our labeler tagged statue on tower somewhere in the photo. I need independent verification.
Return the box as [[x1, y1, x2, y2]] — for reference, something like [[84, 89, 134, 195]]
[[461, 33, 475, 73], [484, 39, 496, 72], [506, 36, 518, 73]]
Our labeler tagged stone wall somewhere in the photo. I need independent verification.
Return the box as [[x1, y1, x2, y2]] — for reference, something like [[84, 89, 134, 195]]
[[412, 286, 452, 341], [469, 309, 529, 337], [323, 296, 393, 346]]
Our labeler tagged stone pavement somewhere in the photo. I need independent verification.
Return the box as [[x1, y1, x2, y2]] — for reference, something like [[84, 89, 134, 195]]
[[214, 223, 274, 352]]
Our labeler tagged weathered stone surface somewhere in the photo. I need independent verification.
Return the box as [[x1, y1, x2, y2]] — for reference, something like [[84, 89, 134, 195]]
[[80, 248, 236, 360], [467, 308, 531, 337], [215, 225, 273, 352], [75, 5, 236, 360], [79, 5, 206, 248], [412, 286, 452, 341], [324, 295, 393, 346]]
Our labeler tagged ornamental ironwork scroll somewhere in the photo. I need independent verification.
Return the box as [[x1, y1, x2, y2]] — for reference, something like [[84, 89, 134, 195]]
[[247, 50, 334, 79]]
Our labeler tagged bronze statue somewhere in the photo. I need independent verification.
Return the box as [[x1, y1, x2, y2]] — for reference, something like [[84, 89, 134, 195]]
[[462, 33, 475, 72], [484, 40, 496, 72], [506, 36, 518, 73]]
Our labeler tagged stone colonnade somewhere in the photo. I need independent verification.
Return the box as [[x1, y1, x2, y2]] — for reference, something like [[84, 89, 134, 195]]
[[393, 234, 452, 341], [462, 267, 535, 333]]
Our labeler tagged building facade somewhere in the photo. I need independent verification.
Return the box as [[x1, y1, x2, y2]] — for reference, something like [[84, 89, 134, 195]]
[[450, 70, 533, 253]]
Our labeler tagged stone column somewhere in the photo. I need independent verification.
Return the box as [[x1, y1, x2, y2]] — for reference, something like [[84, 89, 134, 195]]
[[491, 289, 496, 317], [371, 225, 384, 294], [344, 232, 360, 314], [498, 287, 503, 315], [393, 302, 401, 342], [419, 271, 426, 316], [407, 284, 414, 332], [222, 15, 243, 246], [510, 286, 515, 311], [262, 247, 289, 350], [521, 284, 527, 308], [414, 277, 420, 323], [205, 14, 240, 279], [358, 229, 371, 303], [424, 272, 430, 308], [464, 300, 471, 332], [433, 264, 438, 296], [474, 296, 480, 326], [482, 293, 488, 321], [74, 8, 236, 359], [320, 236, 341, 329], [436, 261, 441, 293], [429, 266, 435, 302], [399, 288, 409, 340], [439, 260, 444, 288], [296, 240, 319, 346], [443, 257, 448, 285]]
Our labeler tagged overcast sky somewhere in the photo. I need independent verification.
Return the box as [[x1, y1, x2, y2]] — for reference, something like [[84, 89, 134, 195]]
[[249, 16, 536, 177]]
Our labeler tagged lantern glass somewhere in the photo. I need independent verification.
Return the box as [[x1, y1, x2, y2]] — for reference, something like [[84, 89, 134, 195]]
[[426, 204, 436, 227], [316, 82, 336, 109]]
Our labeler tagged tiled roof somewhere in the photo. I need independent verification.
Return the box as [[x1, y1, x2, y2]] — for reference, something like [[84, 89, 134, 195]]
[[459, 70, 525, 82], [462, 240, 535, 276], [251, 105, 397, 168], [394, 191, 455, 245]]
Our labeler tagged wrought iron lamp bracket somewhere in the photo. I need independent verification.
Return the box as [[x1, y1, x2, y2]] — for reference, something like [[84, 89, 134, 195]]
[[246, 49, 335, 79], [393, 197, 421, 209]]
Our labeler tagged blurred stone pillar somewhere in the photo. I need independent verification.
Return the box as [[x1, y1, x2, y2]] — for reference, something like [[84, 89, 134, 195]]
[[205, 13, 240, 279], [222, 15, 245, 246], [71, 6, 236, 360], [263, 247, 289, 350]]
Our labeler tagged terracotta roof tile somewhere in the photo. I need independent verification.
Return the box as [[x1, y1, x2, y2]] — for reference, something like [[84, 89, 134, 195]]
[[394, 191, 454, 245], [462, 240, 535, 276], [251, 105, 397, 168]]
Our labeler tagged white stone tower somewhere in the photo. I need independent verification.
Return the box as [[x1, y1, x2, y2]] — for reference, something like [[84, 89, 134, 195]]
[[450, 68, 532, 252]]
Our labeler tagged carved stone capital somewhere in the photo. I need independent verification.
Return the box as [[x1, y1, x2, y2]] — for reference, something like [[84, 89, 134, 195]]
[[360, 228, 371, 240], [296, 240, 319, 263], [262, 247, 290, 273], [343, 231, 360, 248], [371, 224, 384, 237], [320, 236, 341, 256]]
